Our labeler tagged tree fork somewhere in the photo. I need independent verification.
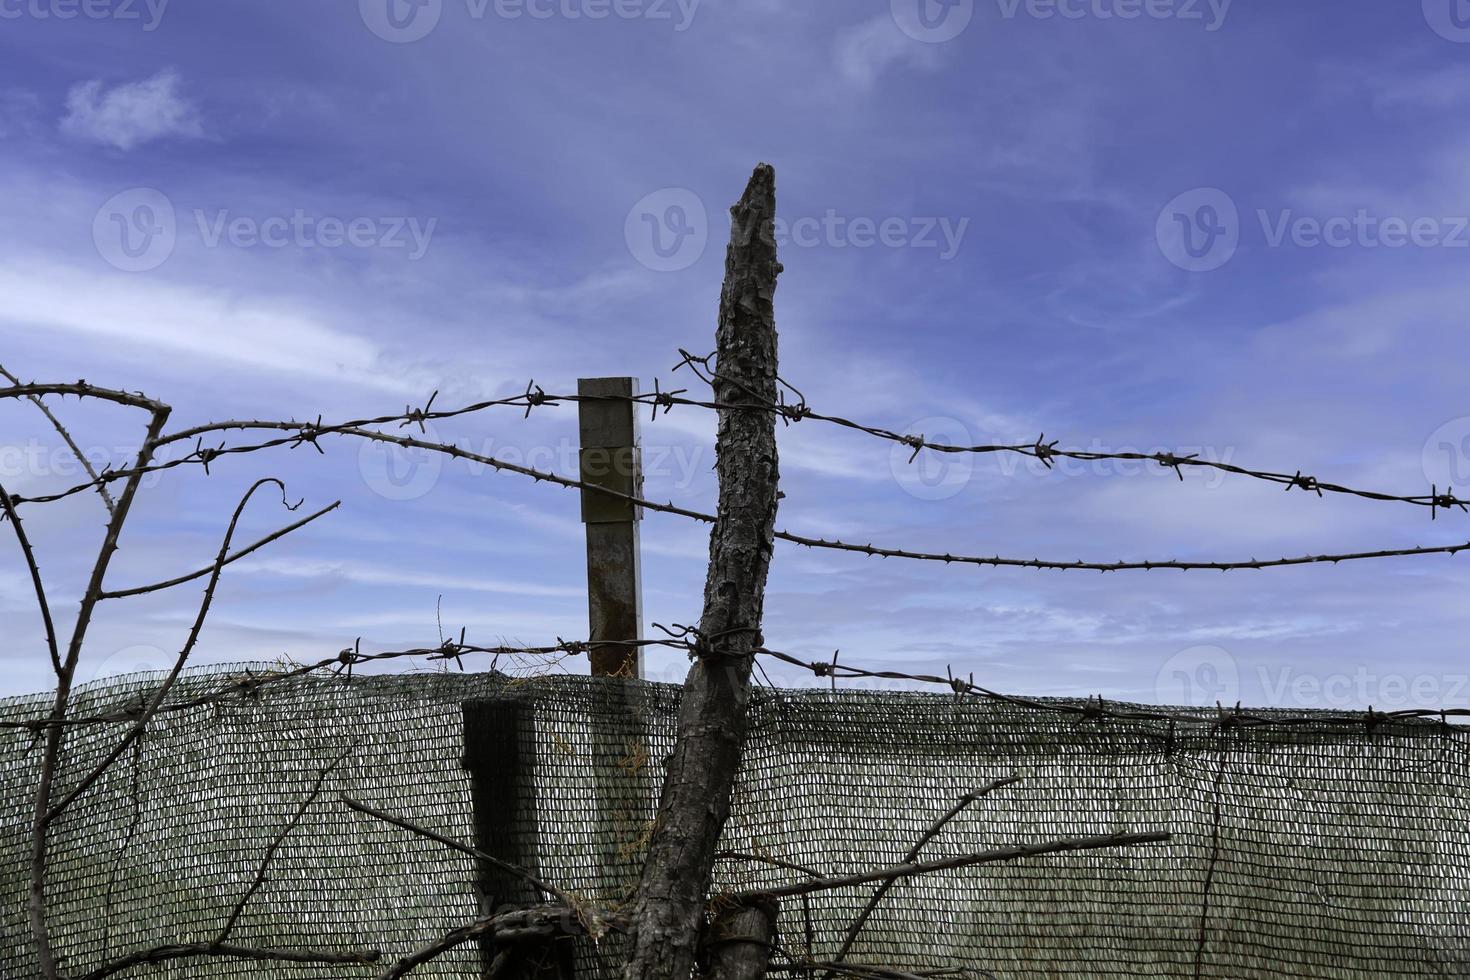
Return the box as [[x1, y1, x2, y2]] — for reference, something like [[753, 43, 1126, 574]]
[[623, 163, 783, 980]]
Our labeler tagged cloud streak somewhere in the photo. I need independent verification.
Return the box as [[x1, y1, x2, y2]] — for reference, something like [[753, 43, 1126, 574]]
[[61, 69, 202, 151]]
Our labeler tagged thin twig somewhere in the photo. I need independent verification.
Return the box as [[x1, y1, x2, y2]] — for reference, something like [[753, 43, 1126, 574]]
[[726, 831, 1172, 901], [98, 500, 339, 600], [827, 776, 1020, 971], [75, 942, 380, 980], [0, 483, 60, 674], [215, 751, 351, 945], [377, 920, 504, 980], [340, 796, 575, 908], [0, 363, 116, 514], [45, 479, 310, 824]]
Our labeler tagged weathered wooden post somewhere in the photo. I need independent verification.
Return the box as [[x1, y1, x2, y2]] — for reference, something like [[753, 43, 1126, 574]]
[[577, 376, 645, 680], [577, 378, 655, 912], [461, 700, 572, 980], [460, 381, 648, 978], [623, 163, 783, 980]]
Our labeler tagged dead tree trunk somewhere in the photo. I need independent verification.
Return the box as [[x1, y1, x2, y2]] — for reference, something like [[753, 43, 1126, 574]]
[[623, 163, 783, 980], [704, 899, 779, 980]]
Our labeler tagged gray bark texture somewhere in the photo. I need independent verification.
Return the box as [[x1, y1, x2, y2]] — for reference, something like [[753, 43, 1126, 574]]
[[622, 163, 783, 980], [703, 900, 779, 980]]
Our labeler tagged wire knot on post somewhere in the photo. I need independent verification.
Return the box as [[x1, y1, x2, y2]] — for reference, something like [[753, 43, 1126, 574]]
[[557, 638, 589, 657], [778, 401, 810, 424]]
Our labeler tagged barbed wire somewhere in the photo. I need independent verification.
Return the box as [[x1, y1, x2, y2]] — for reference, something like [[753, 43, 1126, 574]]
[[667, 350, 1470, 519], [9, 395, 1470, 575], [8, 366, 1468, 520], [8, 627, 1466, 736]]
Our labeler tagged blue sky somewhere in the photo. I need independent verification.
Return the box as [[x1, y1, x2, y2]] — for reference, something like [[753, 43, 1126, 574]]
[[3, 0, 1470, 712]]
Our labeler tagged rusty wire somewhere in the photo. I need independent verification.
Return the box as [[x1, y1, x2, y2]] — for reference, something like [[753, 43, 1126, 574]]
[[11, 628, 1466, 736], [8, 365, 1469, 519], [7, 388, 1470, 576]]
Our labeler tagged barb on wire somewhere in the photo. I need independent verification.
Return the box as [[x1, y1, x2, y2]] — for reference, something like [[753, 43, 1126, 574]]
[[10, 625, 1467, 742], [666, 354, 1470, 518], [17, 412, 1470, 578], [9, 364, 1469, 518], [751, 643, 1470, 732]]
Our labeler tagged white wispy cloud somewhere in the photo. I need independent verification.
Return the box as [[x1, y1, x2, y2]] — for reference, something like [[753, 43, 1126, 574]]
[[61, 69, 203, 151], [0, 262, 413, 392], [833, 16, 940, 90], [231, 557, 586, 598]]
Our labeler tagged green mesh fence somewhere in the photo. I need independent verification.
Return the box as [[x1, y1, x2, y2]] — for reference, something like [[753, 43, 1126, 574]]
[[2, 666, 1467, 979]]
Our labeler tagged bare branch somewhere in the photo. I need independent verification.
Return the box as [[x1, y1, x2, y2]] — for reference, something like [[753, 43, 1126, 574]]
[[29, 397, 170, 980], [376, 920, 506, 980], [99, 499, 340, 600], [715, 851, 826, 879], [626, 161, 784, 980], [0, 363, 116, 514], [340, 795, 578, 910], [215, 751, 350, 945], [828, 776, 1020, 971], [0, 381, 167, 414], [74, 942, 380, 980], [0, 484, 60, 674], [44, 478, 308, 824], [726, 831, 1172, 901]]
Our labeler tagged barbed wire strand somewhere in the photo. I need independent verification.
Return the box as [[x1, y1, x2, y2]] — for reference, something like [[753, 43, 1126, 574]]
[[8, 409, 1470, 577]]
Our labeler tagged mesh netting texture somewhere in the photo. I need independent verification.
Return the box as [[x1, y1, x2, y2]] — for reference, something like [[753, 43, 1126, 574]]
[[2, 666, 1467, 979]]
